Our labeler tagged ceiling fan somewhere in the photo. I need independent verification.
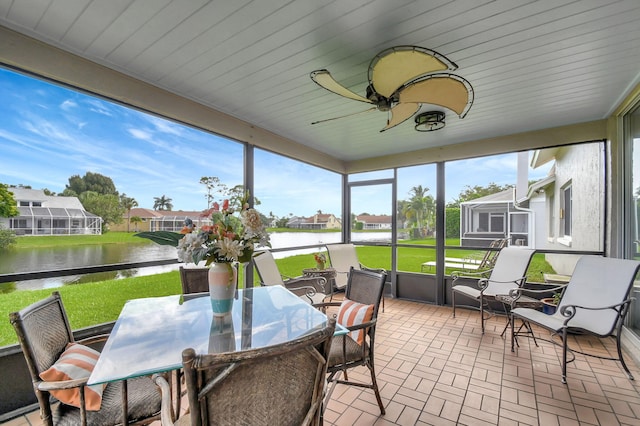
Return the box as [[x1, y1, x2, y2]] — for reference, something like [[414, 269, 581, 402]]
[[310, 45, 474, 132]]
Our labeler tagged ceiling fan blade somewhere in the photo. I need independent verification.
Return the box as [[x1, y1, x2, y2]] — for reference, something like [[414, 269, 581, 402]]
[[369, 46, 457, 98], [310, 70, 373, 104], [398, 74, 474, 118], [380, 103, 420, 132], [311, 107, 377, 125]]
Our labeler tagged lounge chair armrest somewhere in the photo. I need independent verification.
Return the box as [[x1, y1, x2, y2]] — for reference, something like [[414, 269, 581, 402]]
[[452, 268, 493, 281], [282, 284, 319, 302], [477, 276, 526, 293], [37, 377, 88, 391], [508, 284, 566, 299], [559, 298, 633, 318], [152, 374, 176, 426], [285, 275, 327, 294]]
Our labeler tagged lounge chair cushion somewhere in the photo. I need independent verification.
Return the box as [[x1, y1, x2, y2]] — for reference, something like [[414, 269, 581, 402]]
[[337, 298, 374, 345], [40, 343, 103, 410]]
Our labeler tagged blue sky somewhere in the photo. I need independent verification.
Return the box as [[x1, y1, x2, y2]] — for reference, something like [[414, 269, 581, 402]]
[[0, 68, 551, 218]]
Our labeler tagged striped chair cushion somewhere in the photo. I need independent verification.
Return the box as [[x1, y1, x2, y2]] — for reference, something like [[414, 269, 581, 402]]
[[39, 343, 103, 411], [337, 298, 374, 345]]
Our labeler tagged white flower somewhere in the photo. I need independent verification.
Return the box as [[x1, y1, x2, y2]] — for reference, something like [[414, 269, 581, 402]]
[[215, 237, 244, 261], [176, 232, 205, 263]]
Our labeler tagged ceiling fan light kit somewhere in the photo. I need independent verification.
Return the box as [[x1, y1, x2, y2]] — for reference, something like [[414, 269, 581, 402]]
[[414, 111, 445, 131], [310, 45, 473, 132]]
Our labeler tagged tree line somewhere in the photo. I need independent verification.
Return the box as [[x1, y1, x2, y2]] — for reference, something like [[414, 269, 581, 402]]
[[396, 182, 514, 238]]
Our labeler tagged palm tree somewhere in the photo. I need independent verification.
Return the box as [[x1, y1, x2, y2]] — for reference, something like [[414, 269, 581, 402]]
[[119, 194, 138, 232], [153, 195, 173, 211], [406, 185, 435, 237], [130, 216, 142, 232]]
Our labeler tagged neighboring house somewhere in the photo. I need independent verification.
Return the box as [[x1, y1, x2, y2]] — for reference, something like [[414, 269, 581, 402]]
[[111, 208, 212, 232], [286, 213, 341, 229], [0, 188, 102, 235], [356, 214, 392, 230], [459, 144, 605, 274], [459, 189, 517, 247]]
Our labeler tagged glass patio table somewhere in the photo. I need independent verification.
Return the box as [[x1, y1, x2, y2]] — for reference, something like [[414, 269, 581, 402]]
[[88, 285, 343, 385]]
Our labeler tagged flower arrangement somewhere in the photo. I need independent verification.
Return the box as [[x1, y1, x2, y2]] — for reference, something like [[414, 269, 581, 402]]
[[314, 253, 326, 270], [136, 192, 270, 265]]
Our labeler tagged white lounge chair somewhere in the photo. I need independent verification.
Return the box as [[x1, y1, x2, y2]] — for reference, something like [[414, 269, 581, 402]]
[[325, 243, 387, 310], [252, 250, 328, 305], [451, 247, 536, 333], [510, 255, 640, 383]]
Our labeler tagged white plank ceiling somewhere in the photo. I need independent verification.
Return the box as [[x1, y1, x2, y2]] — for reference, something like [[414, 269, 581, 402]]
[[1, 0, 640, 162]]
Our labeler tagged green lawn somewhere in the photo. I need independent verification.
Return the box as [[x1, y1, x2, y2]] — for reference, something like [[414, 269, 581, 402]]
[[12, 232, 150, 248]]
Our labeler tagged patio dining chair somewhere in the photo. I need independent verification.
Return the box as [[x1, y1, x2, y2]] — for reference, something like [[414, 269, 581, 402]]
[[452, 247, 536, 333], [178, 266, 209, 294], [153, 318, 336, 425], [510, 255, 640, 383], [9, 291, 161, 426], [253, 250, 329, 305], [318, 267, 388, 415]]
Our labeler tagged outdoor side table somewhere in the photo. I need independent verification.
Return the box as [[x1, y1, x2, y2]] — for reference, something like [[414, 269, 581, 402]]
[[495, 293, 542, 345], [302, 267, 337, 294]]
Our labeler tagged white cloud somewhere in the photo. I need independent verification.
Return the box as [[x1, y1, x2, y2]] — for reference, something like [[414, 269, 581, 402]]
[[60, 99, 77, 111], [128, 128, 153, 141]]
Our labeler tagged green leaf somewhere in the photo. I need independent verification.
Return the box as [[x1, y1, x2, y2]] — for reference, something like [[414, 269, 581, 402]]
[[134, 231, 184, 247]]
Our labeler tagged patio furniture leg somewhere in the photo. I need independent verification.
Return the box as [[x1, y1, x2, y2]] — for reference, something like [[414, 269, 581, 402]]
[[367, 360, 385, 415], [511, 314, 516, 352], [480, 295, 485, 334], [452, 291, 457, 318], [616, 322, 634, 380], [561, 328, 568, 384]]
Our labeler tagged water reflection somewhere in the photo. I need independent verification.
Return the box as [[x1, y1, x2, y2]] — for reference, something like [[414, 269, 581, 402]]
[[2, 232, 391, 291]]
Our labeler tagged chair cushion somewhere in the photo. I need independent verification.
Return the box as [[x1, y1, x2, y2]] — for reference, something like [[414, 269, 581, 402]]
[[53, 376, 162, 426], [39, 343, 103, 411], [328, 334, 368, 367], [337, 298, 374, 345]]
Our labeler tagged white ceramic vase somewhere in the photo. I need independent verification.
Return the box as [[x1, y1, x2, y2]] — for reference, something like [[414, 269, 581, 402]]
[[208, 262, 237, 317]]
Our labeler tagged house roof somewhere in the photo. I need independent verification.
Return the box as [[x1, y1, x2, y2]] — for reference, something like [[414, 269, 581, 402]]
[[460, 189, 514, 206], [11, 188, 85, 210]]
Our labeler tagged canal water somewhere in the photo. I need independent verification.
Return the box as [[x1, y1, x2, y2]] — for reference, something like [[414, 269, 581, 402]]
[[1, 232, 391, 291]]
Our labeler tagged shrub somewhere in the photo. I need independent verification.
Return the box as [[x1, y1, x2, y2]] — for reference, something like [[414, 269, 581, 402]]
[[445, 207, 460, 237], [0, 224, 16, 250]]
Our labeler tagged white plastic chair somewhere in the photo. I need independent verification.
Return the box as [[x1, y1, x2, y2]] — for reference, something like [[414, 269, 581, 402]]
[[451, 247, 536, 333], [325, 243, 387, 310], [510, 255, 640, 383], [253, 250, 328, 305]]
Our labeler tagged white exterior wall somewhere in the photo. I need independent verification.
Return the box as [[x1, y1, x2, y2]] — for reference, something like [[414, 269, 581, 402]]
[[544, 143, 605, 274]]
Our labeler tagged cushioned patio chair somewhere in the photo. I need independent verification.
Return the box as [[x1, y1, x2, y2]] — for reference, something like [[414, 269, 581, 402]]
[[9, 291, 161, 426], [510, 255, 640, 383], [451, 247, 536, 333], [153, 318, 335, 425], [253, 250, 329, 305], [178, 266, 209, 294], [318, 267, 388, 415]]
